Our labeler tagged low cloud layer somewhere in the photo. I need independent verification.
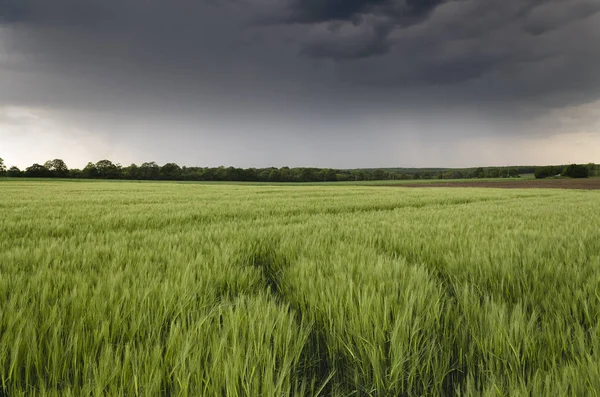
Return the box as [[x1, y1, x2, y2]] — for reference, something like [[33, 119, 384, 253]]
[[1, 0, 599, 168]]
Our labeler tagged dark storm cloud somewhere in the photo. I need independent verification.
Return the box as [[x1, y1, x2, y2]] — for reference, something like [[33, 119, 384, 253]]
[[319, 0, 600, 109], [285, 0, 446, 24], [523, 0, 600, 35], [300, 20, 393, 59], [0, 0, 114, 26], [0, 0, 599, 136], [285, 0, 447, 59], [286, 0, 387, 23], [0, 0, 24, 21]]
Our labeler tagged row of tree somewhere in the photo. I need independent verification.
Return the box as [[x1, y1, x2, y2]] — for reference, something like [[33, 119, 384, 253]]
[[0, 158, 525, 182], [1, 157, 597, 182], [5, 160, 388, 182], [534, 164, 591, 179]]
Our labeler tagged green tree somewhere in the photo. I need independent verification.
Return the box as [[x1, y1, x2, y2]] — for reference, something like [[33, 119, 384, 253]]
[[0, 158, 5, 176], [160, 163, 182, 180], [317, 168, 337, 182], [242, 168, 258, 182], [82, 162, 99, 178], [507, 168, 520, 178], [326, 168, 337, 181], [25, 163, 51, 177], [95, 160, 121, 179], [7, 166, 22, 177], [140, 162, 160, 180], [183, 167, 204, 181], [299, 168, 317, 182], [534, 166, 560, 179], [372, 169, 386, 180], [255, 169, 269, 182], [279, 167, 291, 182], [562, 164, 589, 178], [268, 169, 281, 182], [220, 166, 241, 181], [487, 168, 501, 178], [351, 170, 366, 181], [124, 164, 139, 180], [336, 173, 350, 181], [69, 168, 83, 178], [44, 159, 69, 177]]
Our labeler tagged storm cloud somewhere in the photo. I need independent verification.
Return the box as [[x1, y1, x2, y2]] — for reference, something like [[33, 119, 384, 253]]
[[1, 0, 599, 168]]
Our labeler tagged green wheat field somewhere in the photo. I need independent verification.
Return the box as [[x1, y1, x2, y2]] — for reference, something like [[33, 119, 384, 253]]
[[1, 180, 600, 396]]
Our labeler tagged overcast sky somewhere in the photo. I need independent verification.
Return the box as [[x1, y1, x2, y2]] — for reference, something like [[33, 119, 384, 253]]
[[1, 0, 599, 169]]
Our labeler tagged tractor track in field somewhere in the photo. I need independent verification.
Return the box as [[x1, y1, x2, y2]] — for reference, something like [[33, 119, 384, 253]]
[[382, 178, 600, 190]]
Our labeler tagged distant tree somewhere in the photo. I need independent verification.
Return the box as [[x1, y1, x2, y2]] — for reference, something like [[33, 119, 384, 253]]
[[95, 160, 121, 179], [268, 169, 281, 182], [473, 167, 485, 178], [317, 169, 327, 182], [350, 170, 366, 181], [184, 167, 204, 181], [562, 164, 589, 178], [44, 159, 69, 177], [69, 168, 83, 178], [222, 166, 241, 181], [422, 171, 432, 180], [0, 158, 5, 176], [214, 166, 227, 181], [326, 168, 338, 181], [124, 164, 139, 180], [372, 169, 386, 180], [534, 167, 548, 179], [534, 166, 561, 179], [317, 168, 337, 182], [199, 168, 214, 181], [279, 167, 292, 182], [139, 162, 160, 180], [587, 163, 598, 177], [487, 168, 501, 178], [445, 171, 461, 179], [7, 166, 22, 177], [241, 168, 258, 182], [507, 168, 520, 178], [82, 162, 99, 178], [160, 163, 182, 180], [336, 173, 350, 181], [25, 163, 51, 177], [254, 169, 267, 182], [299, 168, 318, 182]]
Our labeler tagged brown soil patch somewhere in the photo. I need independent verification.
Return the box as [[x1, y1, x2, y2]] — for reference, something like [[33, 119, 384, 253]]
[[386, 178, 600, 190]]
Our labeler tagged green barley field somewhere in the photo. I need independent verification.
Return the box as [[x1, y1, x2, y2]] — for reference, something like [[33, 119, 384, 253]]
[[1, 180, 600, 396]]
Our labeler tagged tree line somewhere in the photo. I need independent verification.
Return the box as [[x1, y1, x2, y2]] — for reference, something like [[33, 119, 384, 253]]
[[534, 164, 593, 179], [1, 157, 597, 182]]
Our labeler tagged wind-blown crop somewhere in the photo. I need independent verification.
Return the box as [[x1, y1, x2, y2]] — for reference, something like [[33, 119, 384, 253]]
[[1, 181, 599, 396]]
